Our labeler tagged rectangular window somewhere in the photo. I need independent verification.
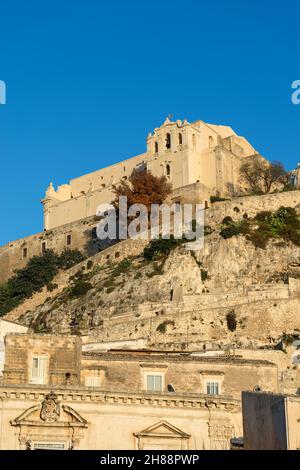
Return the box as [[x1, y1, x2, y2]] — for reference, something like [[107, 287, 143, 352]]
[[146, 374, 163, 392], [30, 356, 47, 385], [85, 376, 101, 387], [206, 382, 219, 395], [66, 234, 72, 246], [22, 247, 27, 259], [34, 443, 65, 450], [41, 242, 46, 254]]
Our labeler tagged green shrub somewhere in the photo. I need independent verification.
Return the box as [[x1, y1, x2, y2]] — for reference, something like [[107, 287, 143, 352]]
[[219, 206, 300, 248], [113, 258, 132, 276], [56, 249, 85, 270], [143, 237, 182, 261], [210, 195, 229, 203], [156, 320, 175, 334], [147, 261, 165, 278], [282, 333, 299, 346], [47, 282, 58, 292], [69, 280, 93, 298], [87, 260, 94, 270], [226, 311, 237, 332], [0, 248, 85, 315], [222, 216, 233, 225]]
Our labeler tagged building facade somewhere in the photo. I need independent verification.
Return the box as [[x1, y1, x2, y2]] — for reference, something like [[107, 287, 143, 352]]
[[0, 333, 278, 450]]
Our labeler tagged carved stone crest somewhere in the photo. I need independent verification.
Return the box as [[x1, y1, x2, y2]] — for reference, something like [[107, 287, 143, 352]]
[[40, 392, 60, 423]]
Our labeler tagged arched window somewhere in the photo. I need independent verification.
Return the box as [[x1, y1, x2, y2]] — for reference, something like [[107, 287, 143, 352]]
[[166, 164, 171, 177], [155, 141, 158, 153], [192, 134, 196, 151], [209, 136, 214, 148], [178, 133, 183, 145], [166, 133, 171, 149]]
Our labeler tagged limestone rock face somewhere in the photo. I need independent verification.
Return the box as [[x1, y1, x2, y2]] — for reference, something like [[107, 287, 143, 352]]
[[162, 248, 203, 296]]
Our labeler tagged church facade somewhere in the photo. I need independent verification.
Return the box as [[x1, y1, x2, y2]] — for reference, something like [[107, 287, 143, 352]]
[[42, 117, 262, 230]]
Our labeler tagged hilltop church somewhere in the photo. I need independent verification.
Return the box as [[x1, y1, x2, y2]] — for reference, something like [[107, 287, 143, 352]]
[[42, 117, 262, 230]]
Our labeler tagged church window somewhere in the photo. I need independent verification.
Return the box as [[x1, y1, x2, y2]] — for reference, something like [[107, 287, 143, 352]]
[[22, 247, 28, 259], [192, 134, 196, 150], [209, 136, 214, 148], [178, 133, 183, 145], [41, 242, 47, 254], [155, 141, 159, 153], [66, 234, 72, 246], [166, 164, 171, 177], [166, 133, 171, 149]]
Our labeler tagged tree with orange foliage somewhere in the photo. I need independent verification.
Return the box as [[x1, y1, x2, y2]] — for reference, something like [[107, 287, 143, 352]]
[[112, 169, 172, 216]]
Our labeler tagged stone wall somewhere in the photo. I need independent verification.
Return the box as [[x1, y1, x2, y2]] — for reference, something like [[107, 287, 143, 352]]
[[206, 190, 300, 228], [2, 334, 81, 386], [0, 215, 100, 284]]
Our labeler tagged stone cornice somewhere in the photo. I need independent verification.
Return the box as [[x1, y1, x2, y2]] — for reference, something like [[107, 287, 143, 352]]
[[0, 386, 240, 411], [82, 352, 276, 368]]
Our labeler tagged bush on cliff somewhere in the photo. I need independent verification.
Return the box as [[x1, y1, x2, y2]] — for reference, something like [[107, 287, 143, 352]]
[[143, 237, 182, 261], [0, 249, 85, 316], [220, 206, 300, 249]]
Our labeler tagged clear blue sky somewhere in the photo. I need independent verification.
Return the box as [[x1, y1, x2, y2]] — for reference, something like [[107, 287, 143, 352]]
[[0, 0, 299, 246]]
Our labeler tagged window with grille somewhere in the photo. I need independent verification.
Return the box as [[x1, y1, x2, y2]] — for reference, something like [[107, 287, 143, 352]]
[[206, 381, 219, 395], [85, 375, 101, 387]]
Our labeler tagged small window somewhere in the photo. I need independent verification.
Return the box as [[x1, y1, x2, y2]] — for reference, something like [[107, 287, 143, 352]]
[[66, 234, 72, 246], [30, 356, 47, 385], [206, 382, 219, 395], [178, 133, 183, 145], [166, 164, 171, 177], [166, 133, 171, 149], [85, 376, 101, 387], [145, 373, 163, 392], [22, 247, 28, 259], [209, 136, 214, 148], [192, 134, 196, 151], [41, 242, 47, 254]]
